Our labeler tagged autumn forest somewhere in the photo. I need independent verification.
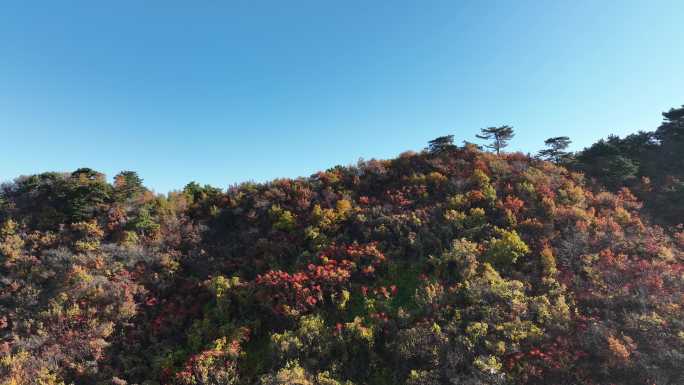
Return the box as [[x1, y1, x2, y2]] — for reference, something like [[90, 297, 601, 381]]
[[1, 106, 683, 385]]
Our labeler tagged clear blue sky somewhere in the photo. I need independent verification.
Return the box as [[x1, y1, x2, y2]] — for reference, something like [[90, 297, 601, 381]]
[[1, 1, 683, 193]]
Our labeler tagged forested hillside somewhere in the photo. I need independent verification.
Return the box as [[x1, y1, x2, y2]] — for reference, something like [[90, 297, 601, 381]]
[[573, 105, 684, 226], [1, 111, 684, 385]]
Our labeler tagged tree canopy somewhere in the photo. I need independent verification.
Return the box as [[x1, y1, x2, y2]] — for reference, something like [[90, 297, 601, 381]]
[[426, 135, 456, 154], [476, 125, 515, 154], [574, 105, 684, 225], [537, 136, 572, 164]]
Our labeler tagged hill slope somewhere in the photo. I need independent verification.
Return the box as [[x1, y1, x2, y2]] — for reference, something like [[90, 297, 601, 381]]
[[574, 105, 684, 226], [1, 146, 683, 385]]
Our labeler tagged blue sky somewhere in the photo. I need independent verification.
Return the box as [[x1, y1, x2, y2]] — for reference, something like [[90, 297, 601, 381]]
[[1, 1, 683, 192]]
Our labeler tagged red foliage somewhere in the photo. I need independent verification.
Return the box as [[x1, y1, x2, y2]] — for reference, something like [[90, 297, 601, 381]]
[[254, 243, 387, 314], [255, 259, 353, 314], [503, 195, 525, 214]]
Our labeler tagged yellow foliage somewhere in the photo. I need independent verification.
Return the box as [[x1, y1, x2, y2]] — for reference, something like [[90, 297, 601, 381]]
[[427, 171, 447, 185], [540, 246, 557, 277], [484, 228, 529, 266], [333, 289, 350, 310], [335, 199, 352, 217], [0, 352, 65, 385], [211, 275, 241, 300], [0, 219, 24, 261], [345, 317, 374, 345], [312, 204, 337, 229], [71, 220, 104, 252], [473, 355, 502, 374], [447, 194, 468, 209], [613, 206, 631, 225], [270, 205, 297, 232]]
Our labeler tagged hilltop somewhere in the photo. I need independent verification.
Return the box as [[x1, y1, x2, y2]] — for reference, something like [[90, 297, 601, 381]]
[[1, 140, 683, 385]]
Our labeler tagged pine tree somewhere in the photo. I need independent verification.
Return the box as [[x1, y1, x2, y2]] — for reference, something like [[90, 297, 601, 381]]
[[113, 171, 145, 201], [476, 125, 514, 154], [537, 136, 572, 163], [426, 135, 456, 154]]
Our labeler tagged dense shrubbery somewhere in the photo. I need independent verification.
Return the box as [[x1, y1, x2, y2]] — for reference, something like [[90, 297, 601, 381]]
[[1, 111, 684, 384]]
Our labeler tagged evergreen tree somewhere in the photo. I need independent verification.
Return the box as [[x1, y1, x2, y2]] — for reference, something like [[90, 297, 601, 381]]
[[113, 171, 145, 202], [426, 135, 456, 154], [537, 136, 572, 163], [476, 125, 514, 154], [655, 105, 684, 172], [67, 168, 111, 222]]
